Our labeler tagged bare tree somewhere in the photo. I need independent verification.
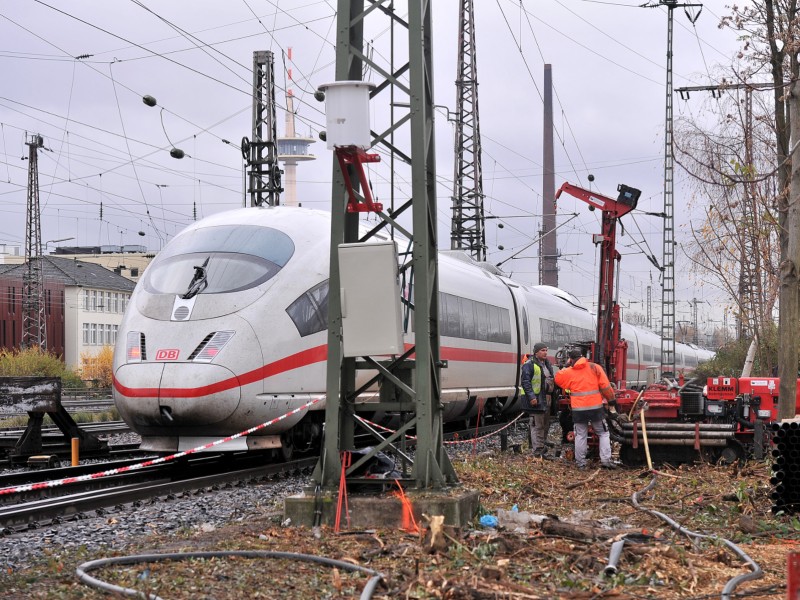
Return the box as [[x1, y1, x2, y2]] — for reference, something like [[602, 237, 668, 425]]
[[676, 83, 780, 375], [676, 1, 799, 418], [725, 0, 800, 419]]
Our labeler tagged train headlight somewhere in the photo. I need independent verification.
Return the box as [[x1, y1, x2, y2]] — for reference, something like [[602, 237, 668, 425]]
[[191, 331, 235, 363], [126, 331, 145, 363]]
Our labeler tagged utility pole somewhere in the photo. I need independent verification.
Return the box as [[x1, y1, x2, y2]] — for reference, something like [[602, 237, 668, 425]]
[[23, 134, 46, 351], [646, 0, 702, 377], [244, 50, 282, 207], [315, 0, 455, 491], [451, 0, 486, 261], [540, 64, 558, 286]]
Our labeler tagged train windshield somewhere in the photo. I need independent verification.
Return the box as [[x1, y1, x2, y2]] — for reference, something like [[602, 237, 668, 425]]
[[143, 225, 295, 295]]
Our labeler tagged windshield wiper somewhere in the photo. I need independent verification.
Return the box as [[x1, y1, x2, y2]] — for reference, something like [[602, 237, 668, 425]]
[[181, 257, 210, 299]]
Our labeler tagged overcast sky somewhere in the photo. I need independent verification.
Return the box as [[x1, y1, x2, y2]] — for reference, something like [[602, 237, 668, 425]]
[[0, 0, 748, 337]]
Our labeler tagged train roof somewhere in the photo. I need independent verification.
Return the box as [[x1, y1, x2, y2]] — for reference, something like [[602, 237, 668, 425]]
[[439, 250, 504, 275], [531, 285, 588, 311]]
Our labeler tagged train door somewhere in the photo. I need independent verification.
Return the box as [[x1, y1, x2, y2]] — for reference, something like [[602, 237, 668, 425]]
[[621, 323, 640, 389], [500, 282, 528, 407]]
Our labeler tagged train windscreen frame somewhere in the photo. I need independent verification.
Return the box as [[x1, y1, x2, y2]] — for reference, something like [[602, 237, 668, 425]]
[[143, 225, 295, 295]]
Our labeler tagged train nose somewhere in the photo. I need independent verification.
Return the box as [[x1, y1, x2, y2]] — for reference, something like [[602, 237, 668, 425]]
[[114, 363, 241, 427]]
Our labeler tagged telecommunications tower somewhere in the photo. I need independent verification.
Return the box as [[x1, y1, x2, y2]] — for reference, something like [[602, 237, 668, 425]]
[[277, 49, 316, 207]]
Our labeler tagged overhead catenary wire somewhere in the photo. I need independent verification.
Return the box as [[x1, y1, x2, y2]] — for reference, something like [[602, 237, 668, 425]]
[[0, 0, 740, 318]]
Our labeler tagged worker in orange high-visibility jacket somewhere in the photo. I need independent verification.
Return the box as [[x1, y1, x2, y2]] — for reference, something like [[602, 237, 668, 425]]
[[554, 348, 618, 470]]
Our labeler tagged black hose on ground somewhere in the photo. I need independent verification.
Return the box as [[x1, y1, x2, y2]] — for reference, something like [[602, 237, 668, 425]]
[[76, 550, 385, 600], [631, 475, 762, 600]]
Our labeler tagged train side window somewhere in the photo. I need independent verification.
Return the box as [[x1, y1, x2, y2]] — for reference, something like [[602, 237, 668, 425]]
[[643, 345, 652, 362], [489, 306, 501, 341], [461, 297, 476, 339], [446, 294, 461, 338], [286, 280, 329, 337], [627, 343, 635, 359], [522, 308, 529, 345], [475, 302, 489, 340]]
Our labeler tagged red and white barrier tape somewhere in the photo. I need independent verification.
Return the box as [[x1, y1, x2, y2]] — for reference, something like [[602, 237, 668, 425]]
[[354, 412, 523, 445], [0, 396, 324, 496]]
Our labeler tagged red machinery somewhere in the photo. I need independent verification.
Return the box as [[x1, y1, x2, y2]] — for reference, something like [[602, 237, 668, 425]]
[[553, 182, 639, 388], [552, 181, 796, 465]]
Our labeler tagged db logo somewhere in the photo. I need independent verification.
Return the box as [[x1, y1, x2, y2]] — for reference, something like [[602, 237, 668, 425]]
[[156, 349, 180, 361]]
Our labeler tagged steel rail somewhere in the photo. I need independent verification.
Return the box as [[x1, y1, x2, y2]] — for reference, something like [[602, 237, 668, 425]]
[[0, 457, 317, 530]]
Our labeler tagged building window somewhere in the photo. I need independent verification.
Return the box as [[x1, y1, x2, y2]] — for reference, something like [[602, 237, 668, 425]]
[[90, 323, 97, 345], [113, 293, 119, 313], [83, 289, 89, 310], [91, 291, 97, 311], [112, 325, 118, 345], [83, 323, 90, 344]]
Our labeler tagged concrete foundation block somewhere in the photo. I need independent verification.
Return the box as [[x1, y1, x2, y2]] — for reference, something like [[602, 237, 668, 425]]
[[284, 487, 480, 529]]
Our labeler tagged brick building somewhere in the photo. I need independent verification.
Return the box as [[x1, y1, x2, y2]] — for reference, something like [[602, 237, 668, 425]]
[[0, 256, 136, 370]]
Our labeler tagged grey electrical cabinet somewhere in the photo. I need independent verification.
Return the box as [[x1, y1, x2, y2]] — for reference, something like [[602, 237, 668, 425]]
[[338, 241, 405, 357]]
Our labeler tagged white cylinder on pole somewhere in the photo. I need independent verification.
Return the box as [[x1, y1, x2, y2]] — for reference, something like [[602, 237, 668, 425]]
[[318, 81, 375, 150]]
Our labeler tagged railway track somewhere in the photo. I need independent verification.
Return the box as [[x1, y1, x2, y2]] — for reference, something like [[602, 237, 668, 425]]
[[0, 454, 317, 532], [0, 397, 115, 420], [0, 420, 129, 438], [0, 415, 525, 533]]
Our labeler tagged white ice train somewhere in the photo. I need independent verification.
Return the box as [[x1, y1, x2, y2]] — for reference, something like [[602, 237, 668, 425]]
[[112, 206, 713, 456]]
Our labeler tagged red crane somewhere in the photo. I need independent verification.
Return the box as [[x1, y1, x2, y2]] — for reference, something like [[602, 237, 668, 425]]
[[554, 182, 640, 388]]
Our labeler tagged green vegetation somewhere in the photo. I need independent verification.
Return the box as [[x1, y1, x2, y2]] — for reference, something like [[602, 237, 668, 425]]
[[695, 322, 784, 379], [0, 347, 85, 388]]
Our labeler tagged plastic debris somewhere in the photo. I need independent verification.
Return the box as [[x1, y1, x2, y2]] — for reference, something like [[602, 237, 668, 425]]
[[479, 514, 499, 528]]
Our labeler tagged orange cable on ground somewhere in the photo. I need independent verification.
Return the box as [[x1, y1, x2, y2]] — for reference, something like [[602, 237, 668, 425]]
[[394, 480, 419, 533], [334, 451, 351, 532]]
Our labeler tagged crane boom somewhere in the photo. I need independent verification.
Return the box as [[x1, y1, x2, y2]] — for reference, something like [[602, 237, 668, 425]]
[[554, 182, 640, 387]]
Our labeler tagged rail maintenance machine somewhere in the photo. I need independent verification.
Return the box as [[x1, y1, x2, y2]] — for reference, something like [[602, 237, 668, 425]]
[[552, 181, 800, 466]]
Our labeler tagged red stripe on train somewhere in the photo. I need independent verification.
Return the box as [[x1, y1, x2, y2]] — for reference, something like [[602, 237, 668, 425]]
[[113, 344, 516, 398]]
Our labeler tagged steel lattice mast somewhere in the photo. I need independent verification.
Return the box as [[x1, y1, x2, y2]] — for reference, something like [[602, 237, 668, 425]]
[[655, 0, 701, 377], [246, 50, 282, 207], [450, 0, 486, 261], [659, 1, 677, 377], [22, 134, 46, 350], [315, 0, 455, 491]]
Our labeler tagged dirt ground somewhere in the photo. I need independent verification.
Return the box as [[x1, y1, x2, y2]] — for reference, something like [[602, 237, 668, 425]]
[[3, 447, 798, 599]]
